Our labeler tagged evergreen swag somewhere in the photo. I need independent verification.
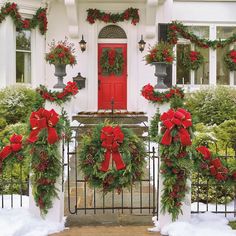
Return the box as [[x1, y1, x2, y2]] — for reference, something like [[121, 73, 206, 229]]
[[181, 50, 204, 71], [224, 49, 236, 71], [27, 108, 71, 215], [141, 84, 184, 104], [100, 49, 124, 75], [0, 2, 47, 35], [86, 8, 139, 25], [78, 123, 146, 193], [168, 21, 236, 49], [159, 108, 193, 221], [37, 81, 79, 106], [194, 146, 236, 183], [0, 134, 24, 173]]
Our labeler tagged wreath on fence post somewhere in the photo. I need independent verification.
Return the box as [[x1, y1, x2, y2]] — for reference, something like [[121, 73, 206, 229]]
[[78, 123, 146, 193], [100, 49, 124, 75]]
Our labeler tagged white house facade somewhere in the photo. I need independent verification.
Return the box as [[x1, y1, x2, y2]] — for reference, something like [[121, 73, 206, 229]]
[[1, 0, 236, 114]]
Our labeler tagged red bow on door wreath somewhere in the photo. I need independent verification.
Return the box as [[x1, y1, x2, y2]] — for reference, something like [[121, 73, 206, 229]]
[[27, 108, 59, 145], [160, 108, 192, 146], [100, 126, 126, 172], [0, 134, 23, 171]]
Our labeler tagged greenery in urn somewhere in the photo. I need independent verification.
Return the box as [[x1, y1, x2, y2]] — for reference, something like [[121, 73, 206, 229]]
[[145, 42, 174, 64], [45, 38, 77, 66]]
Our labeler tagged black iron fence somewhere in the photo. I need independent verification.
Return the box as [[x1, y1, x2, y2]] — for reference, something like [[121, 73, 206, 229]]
[[191, 143, 236, 218], [0, 162, 29, 209]]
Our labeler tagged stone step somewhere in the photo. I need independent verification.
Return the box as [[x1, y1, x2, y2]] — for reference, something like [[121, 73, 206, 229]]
[[72, 124, 148, 138], [72, 112, 148, 125]]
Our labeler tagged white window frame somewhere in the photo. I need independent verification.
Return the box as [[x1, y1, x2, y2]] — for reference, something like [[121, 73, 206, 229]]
[[174, 23, 236, 88]]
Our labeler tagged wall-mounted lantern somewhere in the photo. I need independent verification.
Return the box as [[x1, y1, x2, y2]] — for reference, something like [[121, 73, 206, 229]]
[[79, 35, 87, 52], [138, 35, 146, 52]]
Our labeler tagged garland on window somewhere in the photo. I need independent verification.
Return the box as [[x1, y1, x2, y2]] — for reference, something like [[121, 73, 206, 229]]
[[194, 146, 236, 183], [181, 50, 204, 71], [224, 49, 236, 71], [86, 8, 139, 25], [26, 108, 71, 215], [36, 81, 79, 106], [0, 2, 47, 35], [159, 108, 193, 221], [100, 49, 124, 75], [141, 84, 184, 104], [168, 21, 236, 49], [0, 134, 24, 173], [78, 123, 146, 193]]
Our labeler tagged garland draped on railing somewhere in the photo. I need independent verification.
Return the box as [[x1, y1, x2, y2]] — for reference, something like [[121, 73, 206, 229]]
[[0, 2, 47, 35]]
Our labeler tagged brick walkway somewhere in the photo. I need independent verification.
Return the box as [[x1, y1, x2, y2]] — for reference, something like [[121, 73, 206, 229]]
[[51, 226, 160, 236]]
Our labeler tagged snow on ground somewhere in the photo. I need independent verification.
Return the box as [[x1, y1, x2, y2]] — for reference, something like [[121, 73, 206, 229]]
[[161, 212, 236, 236], [0, 195, 65, 236], [0, 208, 65, 236]]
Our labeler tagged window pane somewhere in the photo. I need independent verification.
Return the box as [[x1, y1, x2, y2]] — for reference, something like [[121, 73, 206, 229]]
[[217, 27, 236, 39], [16, 52, 31, 83], [187, 26, 209, 39], [176, 44, 191, 84], [16, 31, 31, 51], [217, 46, 229, 85], [195, 47, 209, 84]]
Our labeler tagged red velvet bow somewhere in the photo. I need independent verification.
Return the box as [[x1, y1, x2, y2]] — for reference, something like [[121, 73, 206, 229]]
[[0, 134, 23, 171], [160, 108, 192, 146], [196, 146, 228, 181], [27, 108, 59, 145], [100, 126, 126, 172]]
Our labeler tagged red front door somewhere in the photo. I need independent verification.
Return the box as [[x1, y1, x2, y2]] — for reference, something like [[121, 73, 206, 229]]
[[98, 43, 127, 110]]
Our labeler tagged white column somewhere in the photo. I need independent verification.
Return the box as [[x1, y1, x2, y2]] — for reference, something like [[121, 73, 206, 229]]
[[157, 103, 191, 230], [31, 29, 46, 88], [29, 99, 73, 222], [0, 17, 16, 88]]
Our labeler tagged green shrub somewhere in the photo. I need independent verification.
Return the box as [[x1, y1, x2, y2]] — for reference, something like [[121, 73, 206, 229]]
[[0, 117, 7, 131], [213, 120, 236, 151], [185, 86, 236, 125], [0, 85, 43, 125]]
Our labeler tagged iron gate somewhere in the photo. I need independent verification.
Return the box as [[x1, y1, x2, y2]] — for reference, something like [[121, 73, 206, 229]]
[[63, 114, 159, 219]]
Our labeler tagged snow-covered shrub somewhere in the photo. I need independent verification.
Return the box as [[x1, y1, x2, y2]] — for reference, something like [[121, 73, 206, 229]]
[[0, 85, 43, 124], [185, 86, 236, 126]]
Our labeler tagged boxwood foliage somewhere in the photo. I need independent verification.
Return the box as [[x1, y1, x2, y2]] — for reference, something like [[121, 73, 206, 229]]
[[185, 86, 236, 126], [0, 85, 43, 125]]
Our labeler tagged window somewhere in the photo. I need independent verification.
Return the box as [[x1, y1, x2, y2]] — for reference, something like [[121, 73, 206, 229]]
[[176, 44, 191, 84], [16, 30, 31, 83], [216, 27, 236, 85], [176, 26, 209, 85]]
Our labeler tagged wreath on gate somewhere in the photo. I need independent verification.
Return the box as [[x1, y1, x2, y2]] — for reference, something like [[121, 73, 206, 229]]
[[224, 49, 236, 71], [78, 123, 146, 193], [181, 50, 204, 71], [100, 49, 124, 75]]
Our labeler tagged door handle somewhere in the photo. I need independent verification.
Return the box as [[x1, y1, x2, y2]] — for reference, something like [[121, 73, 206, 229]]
[[98, 80, 101, 90]]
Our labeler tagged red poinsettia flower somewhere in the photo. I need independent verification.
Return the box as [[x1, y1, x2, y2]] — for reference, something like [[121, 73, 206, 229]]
[[64, 81, 79, 95], [196, 146, 211, 160], [211, 158, 222, 169], [22, 19, 30, 29]]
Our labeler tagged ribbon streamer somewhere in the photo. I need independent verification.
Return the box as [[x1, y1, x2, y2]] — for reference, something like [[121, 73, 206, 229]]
[[100, 126, 126, 172]]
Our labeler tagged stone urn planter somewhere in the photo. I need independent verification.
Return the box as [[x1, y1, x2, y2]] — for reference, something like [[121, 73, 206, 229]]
[[152, 62, 168, 90], [53, 64, 67, 89]]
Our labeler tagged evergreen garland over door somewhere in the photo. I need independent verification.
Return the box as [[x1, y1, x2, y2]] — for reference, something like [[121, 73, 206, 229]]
[[98, 43, 127, 110]]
